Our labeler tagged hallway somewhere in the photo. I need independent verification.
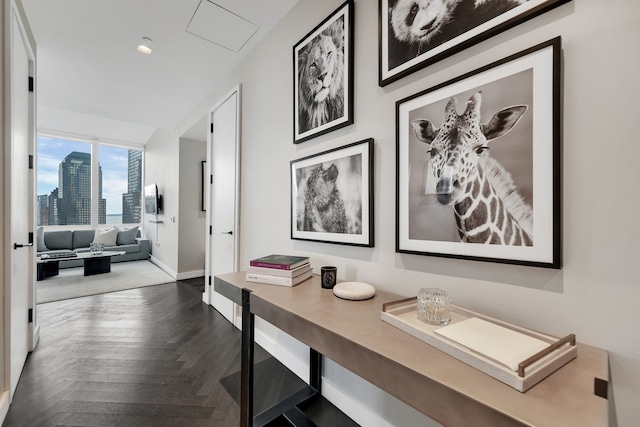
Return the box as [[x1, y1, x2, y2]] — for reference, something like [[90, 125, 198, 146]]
[[3, 280, 356, 426]]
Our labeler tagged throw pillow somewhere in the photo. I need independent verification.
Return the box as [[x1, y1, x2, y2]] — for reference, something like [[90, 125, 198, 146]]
[[36, 226, 48, 252], [116, 226, 139, 245], [92, 227, 118, 246]]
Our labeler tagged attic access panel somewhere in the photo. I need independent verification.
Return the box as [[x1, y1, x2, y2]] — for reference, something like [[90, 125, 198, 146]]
[[187, 1, 259, 52]]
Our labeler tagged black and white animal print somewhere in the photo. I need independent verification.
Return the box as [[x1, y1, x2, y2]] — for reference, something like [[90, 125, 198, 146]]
[[302, 164, 348, 233], [388, 0, 526, 69]]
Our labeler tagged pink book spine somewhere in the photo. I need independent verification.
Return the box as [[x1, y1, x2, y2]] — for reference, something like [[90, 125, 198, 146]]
[[249, 261, 291, 270]]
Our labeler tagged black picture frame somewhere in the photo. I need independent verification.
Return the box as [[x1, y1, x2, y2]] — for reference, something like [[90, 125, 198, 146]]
[[293, 0, 354, 144], [396, 38, 561, 268], [291, 138, 374, 247], [379, 0, 570, 86]]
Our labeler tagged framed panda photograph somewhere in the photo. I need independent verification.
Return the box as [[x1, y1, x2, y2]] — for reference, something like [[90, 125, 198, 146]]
[[291, 139, 374, 247], [294, 0, 354, 144], [379, 0, 571, 86]]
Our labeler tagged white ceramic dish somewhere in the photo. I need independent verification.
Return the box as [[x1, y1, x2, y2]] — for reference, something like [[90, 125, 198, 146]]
[[333, 281, 376, 300]]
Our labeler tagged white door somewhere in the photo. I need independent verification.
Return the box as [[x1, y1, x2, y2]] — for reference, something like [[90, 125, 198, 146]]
[[9, 9, 34, 396], [205, 87, 240, 324]]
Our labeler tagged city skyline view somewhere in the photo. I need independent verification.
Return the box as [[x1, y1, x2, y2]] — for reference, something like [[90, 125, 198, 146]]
[[37, 135, 142, 225]]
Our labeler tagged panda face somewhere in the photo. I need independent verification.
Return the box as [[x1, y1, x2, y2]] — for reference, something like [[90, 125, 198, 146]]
[[390, 0, 458, 45]]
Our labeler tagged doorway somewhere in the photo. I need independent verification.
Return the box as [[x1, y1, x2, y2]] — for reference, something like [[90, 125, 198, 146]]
[[3, 0, 38, 410], [203, 85, 241, 325]]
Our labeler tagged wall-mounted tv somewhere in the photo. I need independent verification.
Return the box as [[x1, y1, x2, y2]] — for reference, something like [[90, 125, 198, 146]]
[[144, 183, 162, 215]]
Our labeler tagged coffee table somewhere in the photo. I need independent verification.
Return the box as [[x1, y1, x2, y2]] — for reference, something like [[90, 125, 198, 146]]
[[37, 251, 126, 280]]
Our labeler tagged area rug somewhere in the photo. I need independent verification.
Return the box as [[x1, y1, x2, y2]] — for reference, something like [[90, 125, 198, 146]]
[[37, 260, 175, 304]]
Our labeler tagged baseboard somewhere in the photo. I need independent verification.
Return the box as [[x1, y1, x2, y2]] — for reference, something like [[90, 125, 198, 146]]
[[0, 390, 10, 425], [254, 328, 308, 382], [29, 323, 40, 351], [252, 327, 394, 427], [202, 274, 211, 305], [149, 256, 177, 279], [322, 379, 394, 427], [176, 270, 204, 281], [255, 328, 408, 427]]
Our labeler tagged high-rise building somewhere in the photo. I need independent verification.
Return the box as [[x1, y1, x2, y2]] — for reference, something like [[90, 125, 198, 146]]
[[122, 150, 142, 224], [47, 188, 59, 225], [37, 195, 48, 226], [57, 151, 106, 225], [36, 148, 140, 226]]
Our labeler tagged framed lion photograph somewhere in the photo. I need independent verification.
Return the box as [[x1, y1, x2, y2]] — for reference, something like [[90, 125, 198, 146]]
[[291, 139, 374, 247], [294, 0, 354, 144]]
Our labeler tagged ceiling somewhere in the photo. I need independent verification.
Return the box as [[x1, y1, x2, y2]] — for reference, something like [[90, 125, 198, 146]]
[[20, 0, 298, 144]]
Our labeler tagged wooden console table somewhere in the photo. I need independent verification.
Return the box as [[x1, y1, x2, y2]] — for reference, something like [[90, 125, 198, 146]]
[[214, 272, 609, 427]]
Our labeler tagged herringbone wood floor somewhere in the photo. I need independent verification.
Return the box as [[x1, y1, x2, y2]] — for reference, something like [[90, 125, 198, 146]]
[[3, 279, 357, 427]]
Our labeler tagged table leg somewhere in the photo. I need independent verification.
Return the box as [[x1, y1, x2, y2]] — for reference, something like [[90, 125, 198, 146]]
[[84, 256, 112, 276], [37, 261, 59, 280], [241, 288, 254, 427], [310, 348, 322, 393]]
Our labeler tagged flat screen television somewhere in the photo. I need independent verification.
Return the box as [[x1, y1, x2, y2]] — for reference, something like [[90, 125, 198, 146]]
[[144, 184, 161, 215]]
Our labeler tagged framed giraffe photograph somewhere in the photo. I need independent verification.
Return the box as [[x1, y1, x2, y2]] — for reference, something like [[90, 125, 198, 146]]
[[379, 0, 571, 86], [291, 138, 374, 247], [396, 37, 561, 268]]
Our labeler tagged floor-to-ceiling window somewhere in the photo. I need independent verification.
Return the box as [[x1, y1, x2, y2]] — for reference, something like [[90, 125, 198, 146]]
[[99, 145, 143, 226], [37, 135, 143, 228]]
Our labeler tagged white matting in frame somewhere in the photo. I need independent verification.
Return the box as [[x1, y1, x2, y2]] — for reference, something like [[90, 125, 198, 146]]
[[292, 138, 374, 247], [294, 0, 354, 144], [396, 38, 561, 268]]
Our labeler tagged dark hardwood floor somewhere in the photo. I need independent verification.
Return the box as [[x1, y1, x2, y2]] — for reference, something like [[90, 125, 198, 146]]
[[3, 279, 358, 427]]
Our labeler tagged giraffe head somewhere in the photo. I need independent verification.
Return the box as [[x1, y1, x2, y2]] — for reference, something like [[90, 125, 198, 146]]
[[411, 92, 527, 206]]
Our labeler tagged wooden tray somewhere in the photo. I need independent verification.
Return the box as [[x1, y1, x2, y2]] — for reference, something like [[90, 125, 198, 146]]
[[381, 297, 577, 392]]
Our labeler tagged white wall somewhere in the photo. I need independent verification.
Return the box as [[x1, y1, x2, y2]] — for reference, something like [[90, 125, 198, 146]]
[[144, 128, 180, 276], [144, 124, 208, 280], [0, 0, 6, 419], [177, 137, 206, 278], [178, 0, 640, 425]]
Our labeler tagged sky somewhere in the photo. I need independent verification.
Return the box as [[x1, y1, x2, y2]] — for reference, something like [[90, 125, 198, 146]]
[[37, 136, 139, 215]]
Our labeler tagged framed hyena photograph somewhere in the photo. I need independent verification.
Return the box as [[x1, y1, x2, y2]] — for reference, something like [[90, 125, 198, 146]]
[[396, 38, 561, 268], [291, 138, 374, 246], [379, 0, 570, 86], [294, 0, 354, 144]]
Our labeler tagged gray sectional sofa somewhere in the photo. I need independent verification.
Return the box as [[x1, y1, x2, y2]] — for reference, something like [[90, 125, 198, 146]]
[[36, 227, 151, 268]]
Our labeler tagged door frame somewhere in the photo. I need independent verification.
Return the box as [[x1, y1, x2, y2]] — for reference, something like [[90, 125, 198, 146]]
[[2, 0, 38, 420], [202, 84, 241, 325]]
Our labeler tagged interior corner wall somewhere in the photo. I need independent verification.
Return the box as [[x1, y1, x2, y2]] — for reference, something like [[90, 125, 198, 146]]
[[177, 137, 206, 277], [0, 0, 7, 417], [177, 0, 640, 425], [143, 128, 180, 277]]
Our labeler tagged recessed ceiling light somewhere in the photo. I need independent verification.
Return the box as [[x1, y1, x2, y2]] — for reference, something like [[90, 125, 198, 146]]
[[137, 37, 153, 54]]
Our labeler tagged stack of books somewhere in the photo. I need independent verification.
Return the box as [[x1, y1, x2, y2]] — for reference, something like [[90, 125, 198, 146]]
[[246, 254, 312, 287]]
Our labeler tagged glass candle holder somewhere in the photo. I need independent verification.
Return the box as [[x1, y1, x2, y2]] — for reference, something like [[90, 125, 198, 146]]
[[90, 242, 104, 255], [417, 288, 451, 326]]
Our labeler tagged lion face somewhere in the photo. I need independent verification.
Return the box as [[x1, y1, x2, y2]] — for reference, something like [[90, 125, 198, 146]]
[[297, 18, 345, 133], [303, 35, 339, 104]]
